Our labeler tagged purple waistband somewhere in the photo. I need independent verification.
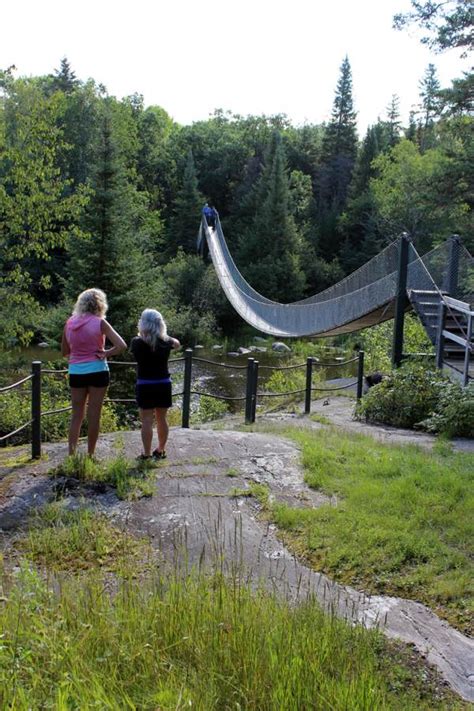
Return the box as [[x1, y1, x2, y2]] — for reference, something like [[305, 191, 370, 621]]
[[137, 377, 171, 385]]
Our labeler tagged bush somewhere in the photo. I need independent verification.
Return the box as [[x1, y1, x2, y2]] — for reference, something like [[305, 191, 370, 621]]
[[356, 363, 474, 437], [0, 387, 118, 446], [419, 382, 474, 438], [356, 363, 445, 429], [191, 395, 228, 423]]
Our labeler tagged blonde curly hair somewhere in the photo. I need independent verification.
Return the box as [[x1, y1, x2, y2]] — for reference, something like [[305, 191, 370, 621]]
[[72, 288, 108, 318]]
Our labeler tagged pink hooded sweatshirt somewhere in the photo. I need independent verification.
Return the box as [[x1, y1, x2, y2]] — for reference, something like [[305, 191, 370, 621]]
[[66, 315, 105, 364]]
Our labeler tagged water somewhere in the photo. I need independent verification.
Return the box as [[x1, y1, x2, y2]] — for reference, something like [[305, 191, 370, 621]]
[[4, 343, 358, 416]]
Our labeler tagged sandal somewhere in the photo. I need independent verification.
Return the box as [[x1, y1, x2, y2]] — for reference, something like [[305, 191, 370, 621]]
[[152, 449, 166, 461]]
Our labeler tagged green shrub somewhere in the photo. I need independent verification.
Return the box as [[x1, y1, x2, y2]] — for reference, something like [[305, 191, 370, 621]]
[[191, 394, 228, 423], [419, 381, 474, 438], [354, 315, 434, 373], [356, 363, 445, 429], [0, 389, 118, 446]]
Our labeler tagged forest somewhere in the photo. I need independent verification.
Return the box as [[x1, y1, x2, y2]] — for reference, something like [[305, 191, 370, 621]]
[[0, 1, 472, 349]]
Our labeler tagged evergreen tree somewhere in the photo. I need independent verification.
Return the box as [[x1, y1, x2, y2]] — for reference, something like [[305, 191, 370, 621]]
[[51, 57, 78, 94], [238, 133, 305, 302], [338, 123, 389, 271], [317, 56, 358, 258], [405, 109, 418, 142], [65, 106, 146, 336], [386, 94, 402, 147], [418, 64, 442, 150], [168, 150, 204, 256]]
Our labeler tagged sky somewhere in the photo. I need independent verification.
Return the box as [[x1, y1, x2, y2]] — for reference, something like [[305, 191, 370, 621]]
[[2, 0, 470, 135]]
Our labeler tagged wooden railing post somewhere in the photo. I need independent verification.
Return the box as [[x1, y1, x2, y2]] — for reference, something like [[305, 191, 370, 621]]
[[251, 360, 259, 423], [245, 357, 254, 424], [305, 357, 313, 414], [356, 350, 365, 400], [181, 349, 193, 428], [31, 361, 42, 459]]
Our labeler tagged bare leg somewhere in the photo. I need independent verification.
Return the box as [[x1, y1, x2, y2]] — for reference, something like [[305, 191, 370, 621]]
[[69, 388, 88, 455], [155, 408, 169, 454], [86, 386, 107, 456], [139, 408, 155, 456]]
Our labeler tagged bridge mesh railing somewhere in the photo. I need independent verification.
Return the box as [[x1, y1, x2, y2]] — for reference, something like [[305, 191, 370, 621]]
[[203, 217, 461, 338]]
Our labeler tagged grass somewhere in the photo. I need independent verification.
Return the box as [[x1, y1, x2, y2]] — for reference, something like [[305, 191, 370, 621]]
[[15, 503, 152, 572], [267, 427, 474, 634], [50, 452, 157, 500], [0, 558, 468, 709]]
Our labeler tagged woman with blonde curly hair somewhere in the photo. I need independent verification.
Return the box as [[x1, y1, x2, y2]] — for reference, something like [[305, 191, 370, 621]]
[[131, 308, 180, 461], [62, 288, 126, 456]]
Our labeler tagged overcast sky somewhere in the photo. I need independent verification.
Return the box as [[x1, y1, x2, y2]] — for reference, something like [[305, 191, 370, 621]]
[[3, 0, 470, 135]]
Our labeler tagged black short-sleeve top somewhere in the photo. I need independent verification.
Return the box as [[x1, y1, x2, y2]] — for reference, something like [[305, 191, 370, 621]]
[[130, 337, 173, 380]]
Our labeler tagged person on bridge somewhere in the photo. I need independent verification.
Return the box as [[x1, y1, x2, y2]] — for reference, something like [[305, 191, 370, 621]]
[[202, 202, 213, 226], [131, 309, 181, 462], [62, 288, 126, 457]]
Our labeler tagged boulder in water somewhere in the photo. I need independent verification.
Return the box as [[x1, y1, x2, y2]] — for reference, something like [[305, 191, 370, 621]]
[[238, 347, 251, 355], [272, 342, 291, 353]]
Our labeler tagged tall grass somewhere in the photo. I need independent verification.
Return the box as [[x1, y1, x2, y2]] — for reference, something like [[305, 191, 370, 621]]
[[0, 562, 466, 710], [274, 428, 474, 633]]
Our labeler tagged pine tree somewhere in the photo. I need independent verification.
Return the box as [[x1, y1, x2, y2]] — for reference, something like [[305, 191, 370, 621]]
[[168, 150, 204, 256], [418, 64, 441, 150], [317, 56, 358, 258], [238, 133, 305, 302], [51, 57, 78, 94], [386, 94, 402, 147], [65, 106, 146, 336]]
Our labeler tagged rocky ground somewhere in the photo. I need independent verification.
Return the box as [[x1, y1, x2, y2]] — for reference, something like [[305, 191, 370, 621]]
[[1, 397, 473, 702]]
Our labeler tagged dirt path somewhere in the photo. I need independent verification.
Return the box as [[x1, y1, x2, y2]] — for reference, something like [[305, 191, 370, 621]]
[[1, 420, 473, 701]]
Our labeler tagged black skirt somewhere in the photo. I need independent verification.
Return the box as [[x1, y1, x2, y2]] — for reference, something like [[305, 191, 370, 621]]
[[136, 382, 172, 409]]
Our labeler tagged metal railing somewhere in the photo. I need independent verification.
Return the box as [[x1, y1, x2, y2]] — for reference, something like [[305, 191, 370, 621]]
[[436, 296, 473, 387], [0, 350, 365, 459]]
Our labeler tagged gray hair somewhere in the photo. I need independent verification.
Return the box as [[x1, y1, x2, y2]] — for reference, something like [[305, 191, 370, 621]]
[[138, 309, 168, 350], [73, 288, 108, 317]]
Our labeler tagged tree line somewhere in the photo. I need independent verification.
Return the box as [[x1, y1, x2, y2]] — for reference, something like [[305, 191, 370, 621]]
[[0, 0, 472, 348]]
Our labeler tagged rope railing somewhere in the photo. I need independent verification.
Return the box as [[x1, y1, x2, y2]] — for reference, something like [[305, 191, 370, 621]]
[[0, 349, 364, 458], [191, 356, 249, 370], [0, 374, 33, 393], [0, 419, 33, 443], [0, 372, 35, 446]]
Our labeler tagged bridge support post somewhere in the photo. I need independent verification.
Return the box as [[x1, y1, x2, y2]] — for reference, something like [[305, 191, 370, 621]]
[[392, 233, 411, 368], [245, 358, 255, 424], [182, 349, 193, 428], [446, 234, 461, 297], [31, 361, 42, 459]]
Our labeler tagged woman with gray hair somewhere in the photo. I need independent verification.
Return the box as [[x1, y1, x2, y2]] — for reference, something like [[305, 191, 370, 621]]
[[62, 288, 126, 456], [131, 309, 180, 461]]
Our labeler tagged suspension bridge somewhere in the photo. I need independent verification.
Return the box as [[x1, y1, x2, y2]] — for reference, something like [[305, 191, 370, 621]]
[[198, 216, 473, 384]]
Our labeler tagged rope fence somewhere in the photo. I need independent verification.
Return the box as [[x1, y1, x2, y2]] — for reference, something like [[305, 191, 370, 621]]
[[0, 349, 365, 458]]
